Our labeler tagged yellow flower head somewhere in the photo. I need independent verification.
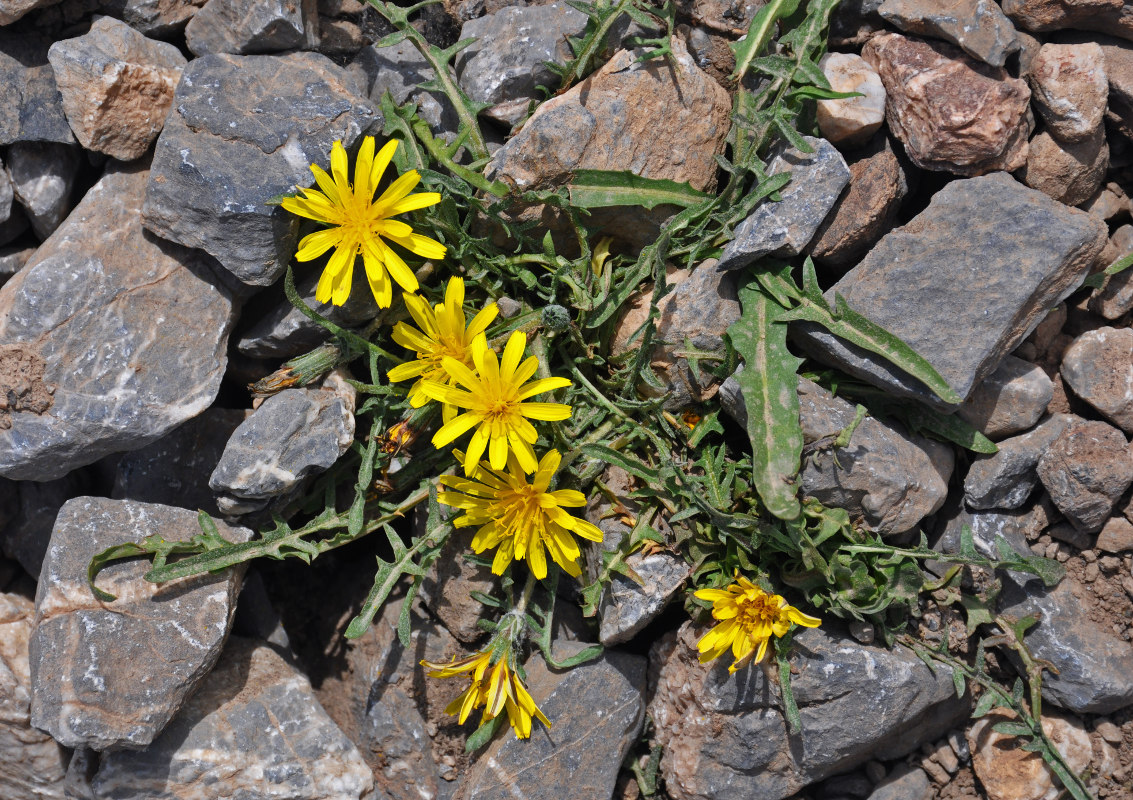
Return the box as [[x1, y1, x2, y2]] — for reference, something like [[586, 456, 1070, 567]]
[[694, 575, 821, 673], [421, 649, 551, 739], [281, 136, 446, 308], [421, 330, 572, 475], [387, 277, 499, 419], [439, 448, 604, 579]]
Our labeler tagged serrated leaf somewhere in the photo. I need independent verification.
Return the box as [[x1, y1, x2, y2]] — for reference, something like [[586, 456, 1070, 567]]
[[580, 443, 659, 482], [567, 170, 710, 210], [730, 0, 803, 82]]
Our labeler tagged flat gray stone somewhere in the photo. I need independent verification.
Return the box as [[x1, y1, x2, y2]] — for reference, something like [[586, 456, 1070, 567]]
[[1061, 327, 1133, 434], [791, 172, 1107, 411], [929, 498, 1051, 586], [0, 161, 234, 482], [878, 0, 1019, 67], [0, 33, 75, 146], [350, 38, 458, 138], [142, 51, 377, 287], [30, 497, 252, 750], [102, 0, 208, 36], [649, 623, 968, 800], [47, 16, 187, 162], [718, 137, 850, 270], [91, 637, 374, 799], [185, 0, 311, 56], [6, 142, 81, 241], [964, 414, 1071, 511], [1037, 418, 1133, 534], [956, 355, 1053, 439], [1029, 42, 1108, 143], [209, 380, 355, 515], [0, 469, 90, 578]]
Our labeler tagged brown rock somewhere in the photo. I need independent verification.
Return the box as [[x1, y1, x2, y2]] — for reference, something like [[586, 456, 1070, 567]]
[[1003, 0, 1133, 41], [419, 523, 495, 645], [1061, 327, 1133, 433], [863, 32, 1031, 175], [1029, 42, 1108, 143], [1036, 418, 1133, 533], [1082, 181, 1131, 221], [1096, 35, 1133, 140], [1097, 515, 1133, 552], [809, 133, 911, 267], [1019, 125, 1108, 206], [0, 0, 60, 24], [968, 709, 1092, 800]]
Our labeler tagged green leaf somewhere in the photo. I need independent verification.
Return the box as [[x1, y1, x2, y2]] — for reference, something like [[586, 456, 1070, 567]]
[[567, 170, 710, 210], [992, 720, 1034, 738], [1106, 249, 1133, 276], [952, 668, 967, 698], [465, 713, 506, 753], [973, 691, 998, 718], [730, 0, 803, 83], [727, 276, 803, 520], [579, 443, 659, 482]]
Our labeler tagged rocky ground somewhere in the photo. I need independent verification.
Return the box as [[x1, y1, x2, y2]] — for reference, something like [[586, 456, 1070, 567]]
[[0, 0, 1132, 799]]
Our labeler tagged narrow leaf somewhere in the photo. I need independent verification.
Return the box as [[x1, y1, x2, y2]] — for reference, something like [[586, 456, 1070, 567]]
[[730, 0, 803, 83], [568, 170, 710, 210]]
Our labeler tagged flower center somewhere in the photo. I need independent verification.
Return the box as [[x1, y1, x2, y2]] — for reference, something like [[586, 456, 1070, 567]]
[[738, 593, 781, 633]]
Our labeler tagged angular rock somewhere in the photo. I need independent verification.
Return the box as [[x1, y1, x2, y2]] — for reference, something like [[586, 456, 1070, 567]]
[[863, 33, 1030, 175], [1061, 327, 1133, 434], [47, 16, 187, 162], [809, 133, 912, 267], [964, 414, 1071, 511], [185, 0, 310, 56], [957, 355, 1054, 439], [6, 141, 81, 240], [1029, 42, 1108, 143], [0, 161, 234, 482], [1082, 182, 1130, 220], [0, 33, 75, 146], [791, 173, 1107, 411], [102, 0, 209, 36], [1096, 515, 1133, 552], [419, 519, 495, 645], [0, 592, 69, 800], [815, 52, 887, 146], [1019, 125, 1108, 207], [867, 766, 932, 800], [91, 637, 374, 799], [143, 51, 376, 287], [113, 407, 247, 516], [455, 2, 588, 127], [0, 469, 91, 578], [0, 154, 12, 224], [0, 0, 61, 24], [717, 137, 850, 270], [1036, 418, 1133, 534], [929, 499, 1053, 582], [998, 576, 1133, 713], [1002, 0, 1133, 41], [1095, 35, 1133, 140], [649, 623, 968, 800], [969, 709, 1092, 800], [350, 38, 458, 139], [878, 0, 1019, 67], [30, 497, 252, 750], [209, 377, 356, 515], [456, 641, 646, 800]]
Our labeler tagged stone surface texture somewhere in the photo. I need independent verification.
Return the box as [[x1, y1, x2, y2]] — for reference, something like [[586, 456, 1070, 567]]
[[1002, 0, 1133, 40], [185, 0, 310, 56], [418, 519, 495, 645], [964, 414, 1070, 510], [863, 33, 1031, 175], [956, 355, 1054, 438], [1097, 515, 1133, 552], [0, 161, 234, 481], [0, 0, 61, 24], [969, 709, 1093, 800], [717, 137, 850, 270], [1029, 42, 1108, 142], [1036, 418, 1133, 533], [815, 52, 886, 146], [350, 38, 457, 138], [877, 0, 1020, 66], [1, 469, 90, 578], [47, 16, 186, 162], [791, 172, 1107, 410], [91, 637, 374, 800], [1061, 326, 1133, 434], [142, 51, 376, 287], [0, 592, 69, 800], [30, 497, 252, 750], [1019, 125, 1108, 207], [105, 0, 209, 36], [7, 141, 81, 240], [649, 623, 968, 800], [0, 33, 75, 146]]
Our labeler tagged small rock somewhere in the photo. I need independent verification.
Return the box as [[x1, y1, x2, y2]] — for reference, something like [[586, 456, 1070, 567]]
[[1097, 515, 1133, 552], [0, 244, 36, 285], [649, 623, 968, 800], [866, 766, 931, 800], [30, 497, 252, 750], [717, 137, 851, 270], [964, 413, 1070, 511], [1095, 719, 1123, 743], [0, 161, 235, 481], [143, 51, 376, 287], [185, 0, 311, 55], [877, 0, 1019, 67], [863, 32, 1030, 175], [1002, 0, 1133, 41], [91, 637, 374, 799], [809, 133, 912, 267], [1029, 42, 1108, 143], [1061, 327, 1133, 434], [969, 709, 1092, 800], [419, 520, 496, 645], [1090, 226, 1133, 319], [350, 37, 458, 139], [1019, 125, 1108, 207], [1082, 182, 1130, 220], [0, 33, 75, 146], [47, 16, 187, 162], [0, 592, 69, 800], [6, 142, 80, 241], [816, 52, 886, 146], [209, 377, 356, 515], [1037, 418, 1133, 534], [105, 0, 208, 36], [957, 355, 1053, 439], [791, 172, 1106, 411], [931, 739, 959, 773], [0, 469, 90, 578]]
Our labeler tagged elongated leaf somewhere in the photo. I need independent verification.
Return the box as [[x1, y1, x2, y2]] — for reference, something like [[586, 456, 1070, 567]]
[[730, 0, 802, 83], [579, 443, 660, 482], [727, 277, 803, 520], [568, 170, 710, 210]]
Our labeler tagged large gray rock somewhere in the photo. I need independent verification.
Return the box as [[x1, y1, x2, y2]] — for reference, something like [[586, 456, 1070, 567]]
[[142, 51, 377, 287], [1037, 418, 1133, 534], [47, 16, 187, 162], [718, 137, 850, 270], [956, 355, 1053, 439], [929, 498, 1052, 585], [964, 414, 1071, 511], [877, 0, 1019, 67], [1061, 327, 1133, 434], [649, 623, 969, 800], [0, 33, 75, 146], [0, 592, 69, 800], [0, 161, 234, 482], [30, 497, 252, 750], [209, 378, 355, 515], [350, 38, 458, 139], [185, 0, 312, 56], [91, 637, 375, 799], [6, 141, 81, 240], [791, 172, 1107, 411], [455, 641, 646, 800], [1029, 42, 1109, 143]]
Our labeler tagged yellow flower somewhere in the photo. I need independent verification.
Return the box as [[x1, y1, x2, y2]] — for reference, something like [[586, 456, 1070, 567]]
[[421, 649, 551, 739], [438, 448, 604, 579], [281, 136, 446, 308], [421, 330, 572, 474], [387, 277, 498, 420], [694, 575, 821, 673]]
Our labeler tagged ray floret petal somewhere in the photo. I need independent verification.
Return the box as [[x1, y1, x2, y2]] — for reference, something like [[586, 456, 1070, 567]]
[[421, 648, 551, 739]]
